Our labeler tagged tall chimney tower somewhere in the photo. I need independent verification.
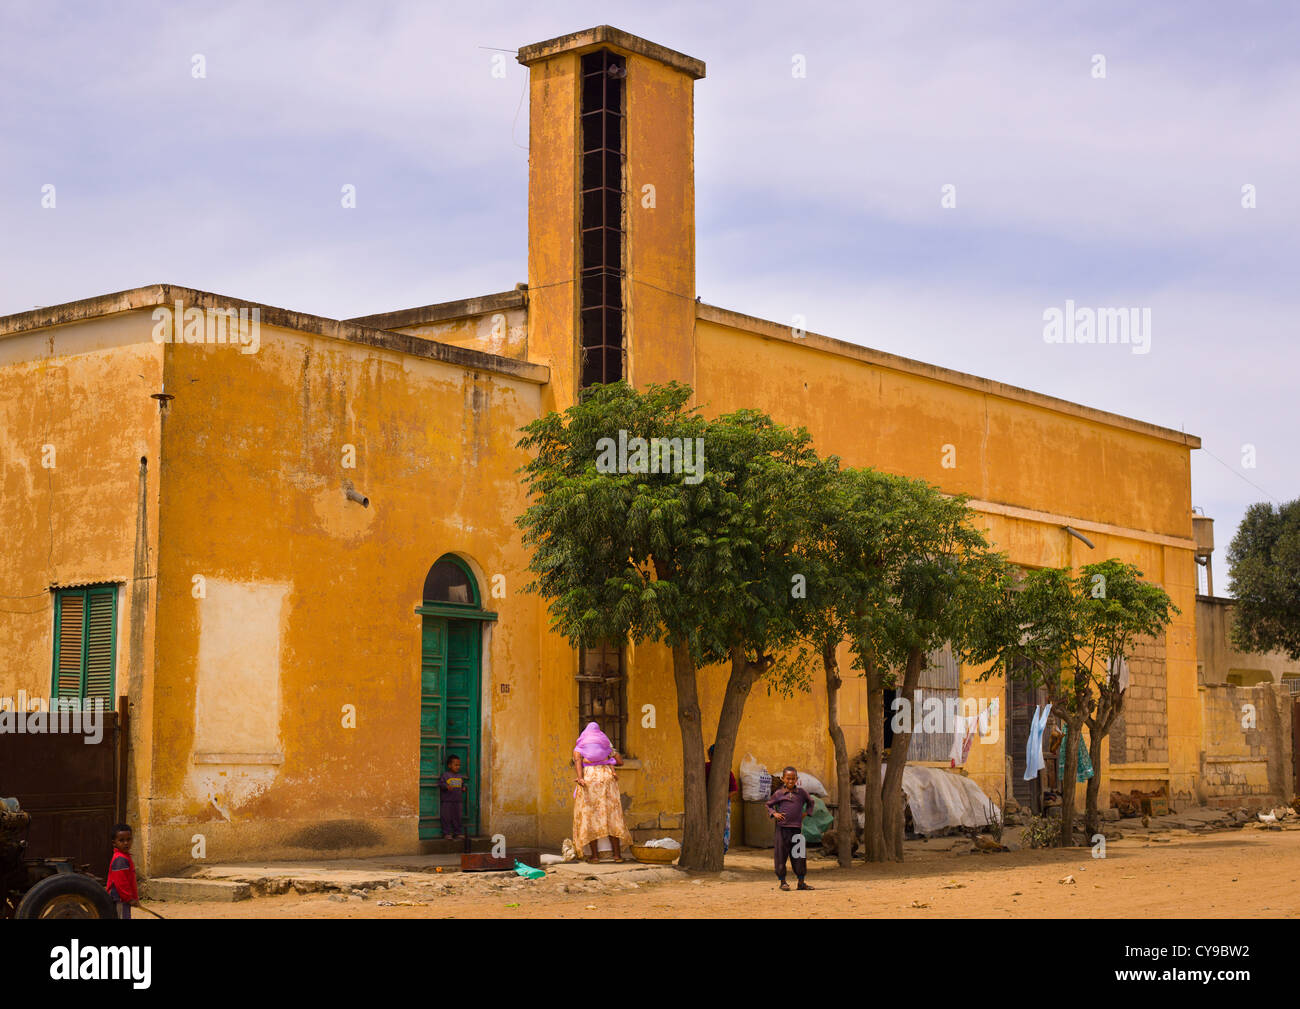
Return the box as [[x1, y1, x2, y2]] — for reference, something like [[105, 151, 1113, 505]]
[[518, 26, 704, 410]]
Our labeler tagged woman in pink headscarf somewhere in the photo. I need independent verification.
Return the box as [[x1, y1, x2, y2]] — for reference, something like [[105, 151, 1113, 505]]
[[572, 721, 633, 863]]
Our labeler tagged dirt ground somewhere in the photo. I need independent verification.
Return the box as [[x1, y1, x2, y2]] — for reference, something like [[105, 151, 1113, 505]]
[[150, 826, 1300, 919]]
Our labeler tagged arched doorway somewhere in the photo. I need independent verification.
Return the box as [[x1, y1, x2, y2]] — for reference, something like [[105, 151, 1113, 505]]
[[415, 555, 496, 840]]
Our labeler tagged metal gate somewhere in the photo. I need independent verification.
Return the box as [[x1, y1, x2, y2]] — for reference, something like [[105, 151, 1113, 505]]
[[0, 697, 123, 879]]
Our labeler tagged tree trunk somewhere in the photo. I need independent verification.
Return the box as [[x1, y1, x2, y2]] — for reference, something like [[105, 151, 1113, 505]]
[[881, 647, 925, 861], [669, 640, 710, 870], [861, 655, 887, 862], [1084, 725, 1105, 840], [701, 649, 760, 872], [822, 641, 853, 867], [1057, 714, 1083, 847], [1084, 694, 1119, 839]]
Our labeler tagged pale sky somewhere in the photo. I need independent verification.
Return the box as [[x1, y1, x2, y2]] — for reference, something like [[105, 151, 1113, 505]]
[[3, 0, 1296, 588]]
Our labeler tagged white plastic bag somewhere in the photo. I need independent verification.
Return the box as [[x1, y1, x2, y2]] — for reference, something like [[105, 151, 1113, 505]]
[[740, 752, 770, 801], [798, 771, 828, 797]]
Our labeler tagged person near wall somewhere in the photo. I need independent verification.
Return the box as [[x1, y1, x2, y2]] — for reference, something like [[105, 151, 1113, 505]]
[[438, 754, 467, 840], [572, 721, 633, 864]]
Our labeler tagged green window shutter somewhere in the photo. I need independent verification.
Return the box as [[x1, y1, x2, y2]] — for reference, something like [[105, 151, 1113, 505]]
[[54, 592, 86, 698], [52, 585, 118, 701], [84, 587, 117, 701]]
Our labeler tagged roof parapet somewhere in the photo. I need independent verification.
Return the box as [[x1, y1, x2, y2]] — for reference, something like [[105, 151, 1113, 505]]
[[517, 25, 705, 79]]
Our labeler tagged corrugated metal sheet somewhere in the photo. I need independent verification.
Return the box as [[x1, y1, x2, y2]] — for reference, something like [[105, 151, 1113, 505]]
[[907, 645, 959, 762], [49, 577, 128, 590]]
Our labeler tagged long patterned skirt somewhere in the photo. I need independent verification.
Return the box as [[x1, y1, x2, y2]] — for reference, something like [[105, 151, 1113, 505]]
[[572, 765, 633, 852]]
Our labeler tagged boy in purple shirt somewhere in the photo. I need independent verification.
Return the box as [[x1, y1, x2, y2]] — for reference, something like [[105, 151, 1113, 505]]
[[765, 766, 816, 891], [438, 755, 467, 839]]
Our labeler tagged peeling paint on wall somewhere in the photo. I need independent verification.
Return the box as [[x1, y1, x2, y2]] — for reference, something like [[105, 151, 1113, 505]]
[[188, 579, 289, 811]]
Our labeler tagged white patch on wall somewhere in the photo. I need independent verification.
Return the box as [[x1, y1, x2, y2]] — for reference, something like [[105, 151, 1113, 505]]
[[476, 308, 526, 356], [188, 580, 289, 811]]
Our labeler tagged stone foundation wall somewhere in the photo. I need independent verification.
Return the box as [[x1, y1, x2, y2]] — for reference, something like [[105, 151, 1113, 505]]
[[1198, 682, 1294, 808]]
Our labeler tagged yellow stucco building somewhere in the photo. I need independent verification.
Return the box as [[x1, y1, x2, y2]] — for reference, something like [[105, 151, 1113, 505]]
[[0, 27, 1203, 873]]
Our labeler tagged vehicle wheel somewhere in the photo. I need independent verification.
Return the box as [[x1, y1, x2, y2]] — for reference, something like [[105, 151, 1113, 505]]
[[15, 872, 117, 919]]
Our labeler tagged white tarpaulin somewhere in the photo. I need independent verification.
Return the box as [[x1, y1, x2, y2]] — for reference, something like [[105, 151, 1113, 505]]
[[853, 765, 999, 836]]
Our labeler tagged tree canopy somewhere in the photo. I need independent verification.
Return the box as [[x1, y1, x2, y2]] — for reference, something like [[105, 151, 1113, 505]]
[[1228, 499, 1300, 660], [516, 381, 822, 869], [978, 559, 1178, 844]]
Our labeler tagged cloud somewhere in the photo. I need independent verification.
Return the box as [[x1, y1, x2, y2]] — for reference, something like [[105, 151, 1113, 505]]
[[1, 0, 1295, 585]]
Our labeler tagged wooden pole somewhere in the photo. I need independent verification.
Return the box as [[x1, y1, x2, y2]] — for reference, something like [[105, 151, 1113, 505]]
[[116, 695, 129, 825]]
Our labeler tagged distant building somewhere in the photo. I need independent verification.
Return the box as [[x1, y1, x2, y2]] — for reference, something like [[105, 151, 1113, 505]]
[[1198, 595, 1300, 691]]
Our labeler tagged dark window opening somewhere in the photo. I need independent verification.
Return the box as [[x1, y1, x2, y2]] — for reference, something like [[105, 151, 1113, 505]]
[[579, 48, 625, 389], [577, 641, 626, 755], [423, 558, 476, 606]]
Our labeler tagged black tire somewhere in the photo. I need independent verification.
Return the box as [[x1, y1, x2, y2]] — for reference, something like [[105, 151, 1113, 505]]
[[15, 872, 117, 919]]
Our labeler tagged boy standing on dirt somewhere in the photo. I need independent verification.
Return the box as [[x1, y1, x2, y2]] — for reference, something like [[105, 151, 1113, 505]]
[[106, 823, 140, 919], [765, 766, 816, 891]]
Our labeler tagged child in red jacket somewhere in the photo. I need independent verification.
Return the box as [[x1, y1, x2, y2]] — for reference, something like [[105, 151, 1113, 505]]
[[106, 823, 139, 919]]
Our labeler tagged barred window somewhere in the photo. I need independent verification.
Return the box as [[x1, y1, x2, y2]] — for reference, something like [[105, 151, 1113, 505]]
[[578, 47, 626, 388], [577, 642, 626, 754]]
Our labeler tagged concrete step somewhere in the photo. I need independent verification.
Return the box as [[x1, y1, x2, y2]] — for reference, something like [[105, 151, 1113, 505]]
[[143, 878, 252, 902], [418, 836, 494, 855]]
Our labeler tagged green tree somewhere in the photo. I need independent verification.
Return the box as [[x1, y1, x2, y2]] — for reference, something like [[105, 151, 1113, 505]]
[[1079, 560, 1178, 837], [789, 459, 868, 868], [866, 484, 1011, 861], [804, 470, 1012, 862], [1228, 499, 1300, 660], [979, 560, 1177, 845], [516, 382, 818, 871], [978, 567, 1086, 845]]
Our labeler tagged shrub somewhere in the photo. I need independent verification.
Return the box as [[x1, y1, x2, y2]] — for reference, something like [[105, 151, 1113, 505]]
[[1022, 814, 1060, 849]]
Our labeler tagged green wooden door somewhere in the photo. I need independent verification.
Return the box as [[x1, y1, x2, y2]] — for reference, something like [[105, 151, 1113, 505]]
[[419, 616, 481, 838]]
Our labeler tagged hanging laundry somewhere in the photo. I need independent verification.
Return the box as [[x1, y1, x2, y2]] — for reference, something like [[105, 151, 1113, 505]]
[[1024, 705, 1040, 780], [959, 721, 976, 765], [1056, 724, 1095, 782], [1111, 656, 1130, 694], [978, 697, 1000, 737], [1024, 702, 1051, 780], [948, 715, 973, 767]]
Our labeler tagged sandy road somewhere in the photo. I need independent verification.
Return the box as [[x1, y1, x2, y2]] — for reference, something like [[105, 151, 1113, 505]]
[[151, 827, 1299, 919]]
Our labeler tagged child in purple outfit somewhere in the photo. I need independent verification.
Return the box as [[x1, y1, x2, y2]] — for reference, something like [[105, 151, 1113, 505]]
[[765, 765, 816, 891], [438, 755, 467, 839]]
